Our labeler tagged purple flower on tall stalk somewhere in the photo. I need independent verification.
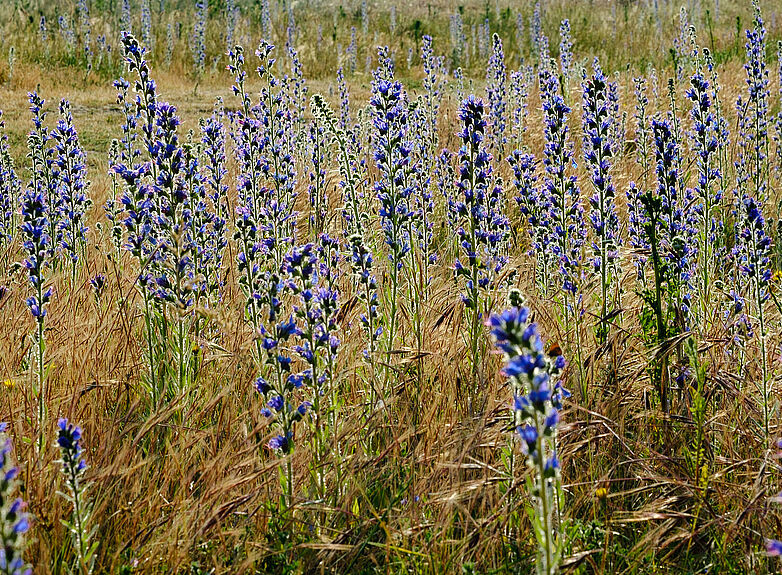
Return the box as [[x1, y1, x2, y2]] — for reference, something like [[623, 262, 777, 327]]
[[735, 2, 770, 210], [0, 112, 20, 262], [370, 47, 417, 357], [508, 150, 552, 297], [192, 0, 207, 75], [24, 92, 55, 454], [349, 233, 383, 401], [121, 0, 132, 33], [509, 65, 532, 150], [309, 94, 367, 239], [307, 119, 328, 237], [286, 239, 341, 498], [39, 16, 47, 44], [732, 194, 772, 436], [141, 0, 154, 54], [539, 65, 584, 313], [51, 100, 91, 282], [421, 35, 446, 164], [559, 20, 573, 89], [0, 424, 31, 575], [225, 0, 238, 54], [582, 59, 620, 343], [261, 0, 272, 42], [626, 182, 649, 283], [199, 101, 229, 304], [346, 27, 357, 74], [285, 40, 308, 155], [336, 67, 351, 132], [229, 46, 270, 358], [652, 115, 696, 324], [489, 306, 568, 575], [451, 96, 510, 390], [56, 419, 97, 573], [449, 12, 465, 68], [59, 15, 76, 56], [486, 34, 507, 159], [684, 51, 724, 325]]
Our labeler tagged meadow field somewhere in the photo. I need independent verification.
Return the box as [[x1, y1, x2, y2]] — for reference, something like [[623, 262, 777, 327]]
[[1, 0, 782, 573]]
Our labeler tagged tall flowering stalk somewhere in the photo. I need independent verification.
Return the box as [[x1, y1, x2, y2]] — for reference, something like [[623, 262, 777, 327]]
[[149, 101, 197, 399], [349, 233, 383, 404], [733, 197, 772, 436], [287, 241, 340, 501], [370, 48, 416, 361], [310, 94, 367, 239], [0, 424, 31, 575], [684, 55, 723, 327], [199, 101, 229, 304], [559, 20, 573, 94], [229, 46, 267, 365], [636, 117, 693, 411], [23, 93, 54, 455], [736, 2, 770, 208], [540, 65, 585, 341], [509, 66, 532, 150], [256, 41, 298, 265], [0, 113, 20, 267], [307, 119, 329, 237], [57, 419, 98, 574], [486, 34, 507, 160], [451, 97, 510, 393], [192, 0, 207, 77], [27, 93, 58, 262], [508, 150, 552, 297], [51, 100, 91, 284], [253, 276, 303, 511], [141, 0, 153, 54], [582, 60, 620, 344], [490, 307, 568, 575]]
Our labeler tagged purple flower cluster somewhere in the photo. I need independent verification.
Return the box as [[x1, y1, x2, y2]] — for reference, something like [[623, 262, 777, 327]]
[[51, 100, 91, 277], [489, 306, 567, 575], [582, 59, 620, 341], [540, 65, 584, 302], [0, 424, 31, 575]]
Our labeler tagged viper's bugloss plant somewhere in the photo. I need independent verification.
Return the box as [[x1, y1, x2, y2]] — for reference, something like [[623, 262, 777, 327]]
[[0, 424, 31, 575], [51, 100, 91, 284], [370, 47, 417, 360], [582, 59, 620, 343], [732, 195, 772, 436], [286, 240, 340, 499], [540, 64, 585, 338], [57, 419, 97, 575], [192, 0, 207, 77], [24, 92, 54, 455], [199, 101, 229, 304], [509, 65, 532, 150], [636, 116, 693, 411], [0, 113, 20, 265], [736, 1, 770, 207], [310, 93, 367, 239], [451, 96, 510, 393], [508, 149, 553, 297], [148, 101, 196, 398], [559, 19, 573, 92], [486, 33, 507, 160], [490, 306, 568, 575], [349, 233, 383, 403], [307, 119, 329, 237], [253, 274, 303, 510], [684, 54, 724, 327]]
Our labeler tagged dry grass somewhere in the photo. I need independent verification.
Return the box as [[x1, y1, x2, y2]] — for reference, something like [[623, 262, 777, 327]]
[[0, 1, 781, 574]]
